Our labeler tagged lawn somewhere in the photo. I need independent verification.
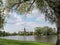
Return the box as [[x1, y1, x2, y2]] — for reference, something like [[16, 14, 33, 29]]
[[0, 38, 54, 45]]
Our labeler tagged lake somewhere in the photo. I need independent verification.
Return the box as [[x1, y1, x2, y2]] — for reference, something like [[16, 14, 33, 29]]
[[0, 35, 57, 44]]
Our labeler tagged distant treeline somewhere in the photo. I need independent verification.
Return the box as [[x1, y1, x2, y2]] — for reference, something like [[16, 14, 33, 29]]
[[0, 31, 34, 36], [0, 26, 57, 36], [0, 31, 11, 36]]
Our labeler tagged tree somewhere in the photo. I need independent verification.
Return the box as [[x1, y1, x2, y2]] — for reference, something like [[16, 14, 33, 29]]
[[1, 0, 60, 45], [12, 32, 17, 35], [43, 26, 54, 35], [0, 0, 5, 30], [35, 27, 42, 36], [35, 0, 60, 45], [35, 26, 54, 36]]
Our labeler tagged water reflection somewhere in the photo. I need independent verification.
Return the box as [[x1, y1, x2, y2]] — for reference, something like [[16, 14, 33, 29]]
[[34, 35, 57, 43], [0, 35, 57, 43]]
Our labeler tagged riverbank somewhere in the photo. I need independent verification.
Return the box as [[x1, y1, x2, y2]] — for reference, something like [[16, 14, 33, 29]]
[[0, 38, 54, 45]]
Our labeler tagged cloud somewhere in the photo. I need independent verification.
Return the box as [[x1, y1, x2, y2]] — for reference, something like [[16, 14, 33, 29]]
[[20, 22, 41, 28], [4, 9, 56, 33], [26, 8, 45, 22], [36, 15, 45, 21], [26, 9, 41, 18], [7, 11, 24, 26]]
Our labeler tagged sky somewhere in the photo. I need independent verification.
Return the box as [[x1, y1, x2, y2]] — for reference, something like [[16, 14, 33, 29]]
[[4, 8, 56, 33]]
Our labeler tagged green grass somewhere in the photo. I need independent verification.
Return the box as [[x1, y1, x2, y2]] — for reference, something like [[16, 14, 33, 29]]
[[0, 38, 54, 45]]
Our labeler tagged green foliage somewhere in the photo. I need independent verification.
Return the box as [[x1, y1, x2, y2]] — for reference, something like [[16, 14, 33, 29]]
[[0, 0, 5, 30], [35, 0, 56, 23], [5, 0, 20, 11], [35, 26, 56, 36], [5, 0, 34, 14], [43, 26, 54, 35], [12, 32, 17, 35], [35, 0, 47, 12], [0, 31, 11, 36], [6, 0, 20, 7], [18, 2, 30, 14], [35, 27, 43, 36], [0, 8, 5, 29], [35, 0, 60, 24], [0, 0, 2, 6]]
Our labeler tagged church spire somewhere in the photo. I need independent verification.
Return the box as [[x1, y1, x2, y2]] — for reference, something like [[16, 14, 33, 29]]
[[24, 27, 26, 32]]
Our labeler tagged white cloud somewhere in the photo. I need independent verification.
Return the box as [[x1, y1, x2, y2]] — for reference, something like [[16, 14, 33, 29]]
[[24, 22, 41, 28], [26, 8, 41, 18], [9, 11, 24, 26], [36, 15, 45, 21], [26, 14, 33, 18], [32, 8, 39, 14]]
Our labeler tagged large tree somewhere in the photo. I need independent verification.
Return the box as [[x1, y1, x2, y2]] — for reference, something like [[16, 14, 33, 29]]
[[35, 0, 60, 45], [1, 0, 60, 45]]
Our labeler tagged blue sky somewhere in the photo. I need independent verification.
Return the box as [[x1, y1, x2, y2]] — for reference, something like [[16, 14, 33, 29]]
[[4, 8, 56, 33]]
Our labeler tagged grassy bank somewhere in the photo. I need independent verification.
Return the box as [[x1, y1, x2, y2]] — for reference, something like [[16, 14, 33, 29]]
[[0, 38, 54, 45]]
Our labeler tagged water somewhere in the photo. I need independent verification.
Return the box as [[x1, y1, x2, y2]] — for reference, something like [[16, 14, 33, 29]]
[[0, 35, 57, 44]]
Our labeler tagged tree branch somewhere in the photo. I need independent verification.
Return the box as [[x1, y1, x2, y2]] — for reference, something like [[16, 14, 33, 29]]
[[28, 0, 35, 11]]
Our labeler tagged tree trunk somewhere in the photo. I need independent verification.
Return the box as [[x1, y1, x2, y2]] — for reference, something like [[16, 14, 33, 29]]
[[56, 27, 60, 45], [56, 15, 60, 45]]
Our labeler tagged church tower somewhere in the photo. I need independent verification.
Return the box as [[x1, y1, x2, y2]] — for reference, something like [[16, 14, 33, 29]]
[[24, 28, 26, 32]]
